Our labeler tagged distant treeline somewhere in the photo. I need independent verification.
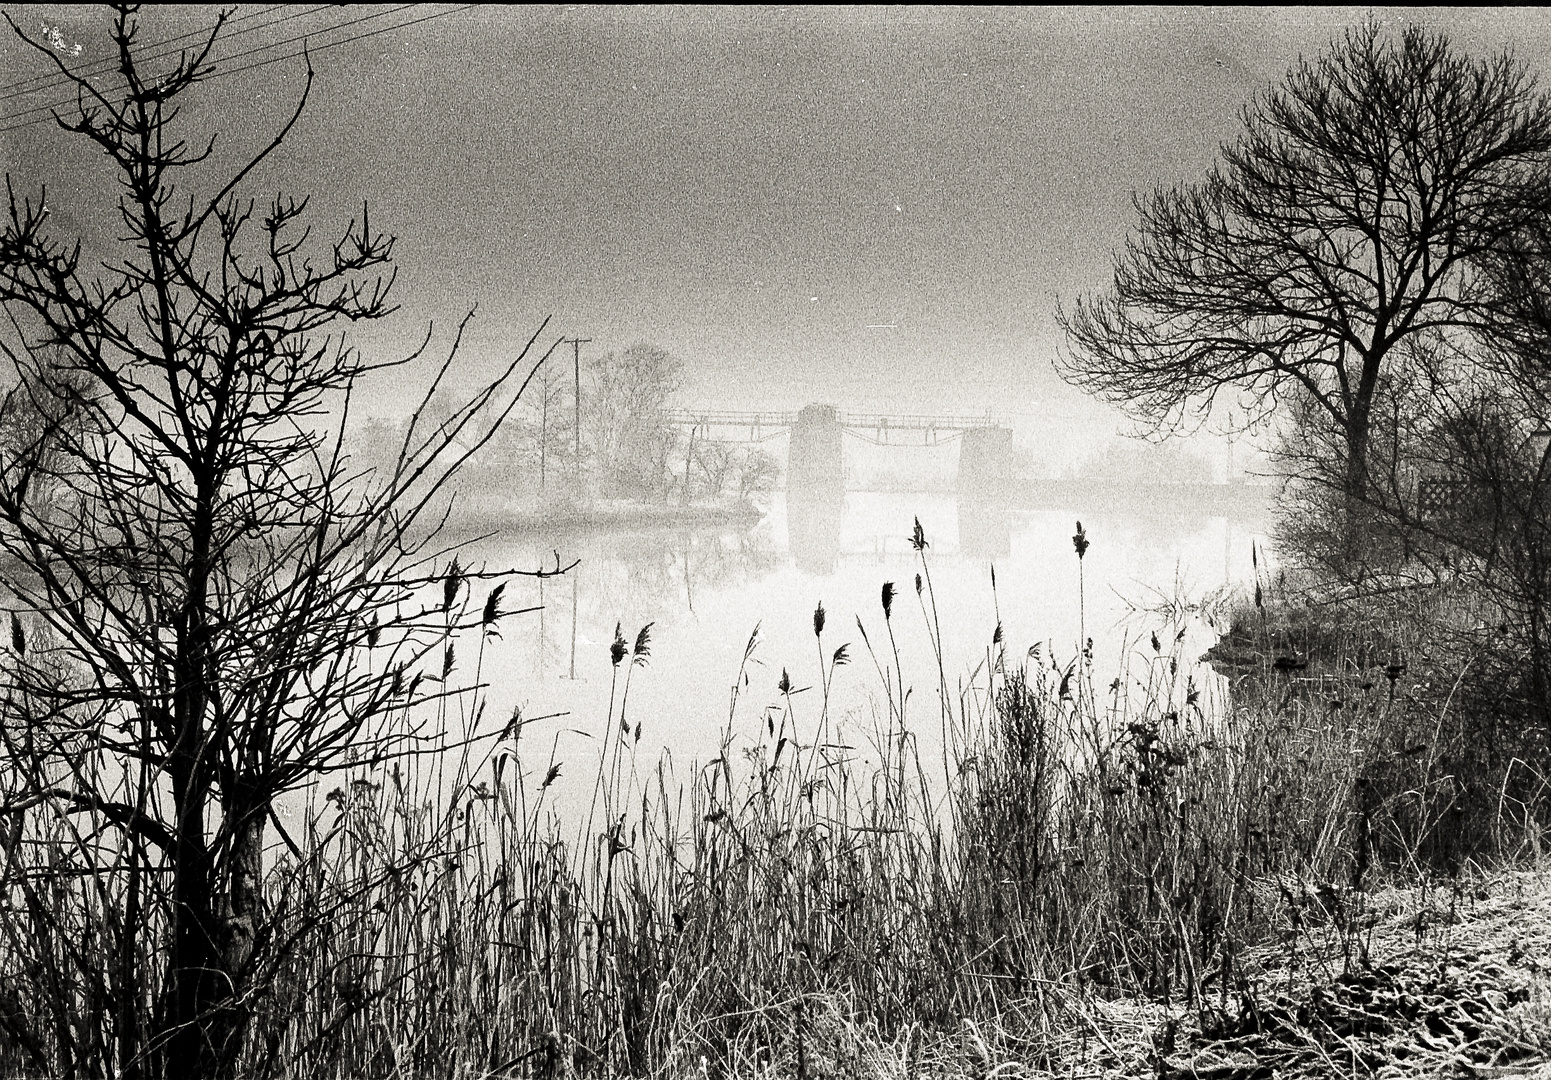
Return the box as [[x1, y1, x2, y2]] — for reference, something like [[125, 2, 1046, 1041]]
[[352, 343, 781, 507]]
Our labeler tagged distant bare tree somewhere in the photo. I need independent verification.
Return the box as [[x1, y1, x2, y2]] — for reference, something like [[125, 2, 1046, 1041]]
[[688, 438, 731, 499], [585, 343, 682, 498], [0, 8, 559, 1078], [1057, 22, 1551, 503], [734, 445, 782, 503]]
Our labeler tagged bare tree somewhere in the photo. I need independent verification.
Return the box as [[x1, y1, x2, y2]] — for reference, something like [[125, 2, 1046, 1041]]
[[1057, 21, 1551, 502], [0, 8, 561, 1077], [585, 342, 682, 499], [734, 445, 782, 503]]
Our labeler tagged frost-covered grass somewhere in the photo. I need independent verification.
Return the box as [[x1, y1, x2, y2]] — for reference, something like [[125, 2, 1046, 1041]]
[[4, 527, 1547, 1078]]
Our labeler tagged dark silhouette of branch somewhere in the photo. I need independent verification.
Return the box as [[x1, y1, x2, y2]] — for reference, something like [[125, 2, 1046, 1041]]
[[1057, 21, 1551, 499]]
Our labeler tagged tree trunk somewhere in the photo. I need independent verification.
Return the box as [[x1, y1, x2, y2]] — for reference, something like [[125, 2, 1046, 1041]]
[[162, 778, 223, 1080], [214, 798, 266, 1078], [1341, 356, 1382, 571], [164, 510, 227, 1079]]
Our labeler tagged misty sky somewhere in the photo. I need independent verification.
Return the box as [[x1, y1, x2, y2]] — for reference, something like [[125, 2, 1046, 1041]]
[[6, 5, 1551, 441]]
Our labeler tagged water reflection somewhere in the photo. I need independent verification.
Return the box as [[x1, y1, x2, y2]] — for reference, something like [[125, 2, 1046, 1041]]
[[957, 498, 1011, 560], [787, 480, 844, 574], [445, 485, 1269, 822], [484, 521, 782, 680]]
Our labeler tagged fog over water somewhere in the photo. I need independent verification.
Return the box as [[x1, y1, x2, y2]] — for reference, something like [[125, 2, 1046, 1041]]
[[8, 5, 1520, 814], [445, 484, 1270, 815], [10, 7, 1551, 461]]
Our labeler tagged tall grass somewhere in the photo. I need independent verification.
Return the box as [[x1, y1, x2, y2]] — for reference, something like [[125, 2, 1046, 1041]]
[[3, 523, 1549, 1078]]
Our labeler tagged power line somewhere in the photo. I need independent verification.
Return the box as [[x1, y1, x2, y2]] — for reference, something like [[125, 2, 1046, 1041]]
[[206, 5, 463, 81], [0, 5, 418, 128], [0, 5, 470, 133], [0, 4, 296, 102]]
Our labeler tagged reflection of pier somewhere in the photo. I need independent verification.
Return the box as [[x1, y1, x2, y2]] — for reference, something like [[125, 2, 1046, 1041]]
[[666, 404, 1274, 578]]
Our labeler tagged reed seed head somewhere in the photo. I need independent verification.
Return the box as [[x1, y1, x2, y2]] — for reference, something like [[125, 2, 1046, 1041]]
[[611, 623, 627, 666], [881, 582, 895, 620], [482, 582, 507, 628], [501, 705, 523, 742], [813, 601, 826, 638], [1073, 521, 1089, 559]]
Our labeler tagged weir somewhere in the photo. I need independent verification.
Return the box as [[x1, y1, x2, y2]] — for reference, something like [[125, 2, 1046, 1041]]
[[665, 404, 1006, 494]]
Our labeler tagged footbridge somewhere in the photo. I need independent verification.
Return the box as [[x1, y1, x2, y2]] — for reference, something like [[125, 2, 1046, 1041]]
[[664, 404, 1015, 495], [664, 406, 1002, 445]]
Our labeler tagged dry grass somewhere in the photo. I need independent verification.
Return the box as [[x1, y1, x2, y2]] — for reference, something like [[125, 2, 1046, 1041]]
[[4, 527, 1551, 1078]]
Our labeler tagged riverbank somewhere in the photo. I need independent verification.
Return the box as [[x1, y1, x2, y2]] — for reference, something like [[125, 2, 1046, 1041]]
[[837, 866, 1551, 1079], [436, 493, 767, 539]]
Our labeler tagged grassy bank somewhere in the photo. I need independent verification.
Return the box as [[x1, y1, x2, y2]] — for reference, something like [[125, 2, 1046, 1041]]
[[3, 533, 1549, 1078]]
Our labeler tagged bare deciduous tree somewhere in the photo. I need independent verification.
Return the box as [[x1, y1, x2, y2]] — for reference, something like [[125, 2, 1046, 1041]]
[[0, 8, 560, 1077], [585, 342, 682, 498], [1057, 22, 1551, 501]]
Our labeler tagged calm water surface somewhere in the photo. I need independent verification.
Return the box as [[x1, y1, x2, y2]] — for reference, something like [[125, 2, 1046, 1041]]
[[446, 489, 1271, 815]]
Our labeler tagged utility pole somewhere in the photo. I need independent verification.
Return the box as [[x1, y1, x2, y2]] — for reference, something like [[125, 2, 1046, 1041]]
[[563, 337, 592, 489], [682, 423, 696, 506]]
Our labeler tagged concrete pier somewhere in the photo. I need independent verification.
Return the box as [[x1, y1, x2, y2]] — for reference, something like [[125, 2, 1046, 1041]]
[[786, 405, 845, 574], [787, 404, 845, 493]]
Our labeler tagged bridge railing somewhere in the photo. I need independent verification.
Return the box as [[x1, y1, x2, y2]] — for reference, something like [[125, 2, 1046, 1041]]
[[663, 409, 796, 430], [664, 408, 1005, 434], [839, 411, 1001, 432]]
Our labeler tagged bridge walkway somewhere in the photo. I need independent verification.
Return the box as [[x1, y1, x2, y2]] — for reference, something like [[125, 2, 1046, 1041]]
[[664, 408, 1003, 444]]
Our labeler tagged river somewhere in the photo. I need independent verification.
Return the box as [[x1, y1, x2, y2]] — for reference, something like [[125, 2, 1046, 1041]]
[[441, 485, 1274, 817]]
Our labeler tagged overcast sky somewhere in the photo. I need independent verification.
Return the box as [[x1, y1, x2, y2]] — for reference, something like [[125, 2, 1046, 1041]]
[[6, 5, 1551, 433]]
